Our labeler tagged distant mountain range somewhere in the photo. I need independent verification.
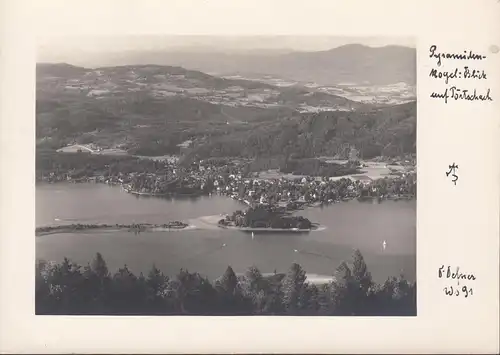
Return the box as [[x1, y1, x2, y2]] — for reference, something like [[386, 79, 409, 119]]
[[38, 44, 416, 86]]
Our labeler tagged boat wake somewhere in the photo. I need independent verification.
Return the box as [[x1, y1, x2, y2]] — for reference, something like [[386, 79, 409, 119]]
[[54, 217, 94, 222]]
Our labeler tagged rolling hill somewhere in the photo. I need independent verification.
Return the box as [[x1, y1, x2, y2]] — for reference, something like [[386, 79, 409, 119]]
[[36, 62, 416, 159]]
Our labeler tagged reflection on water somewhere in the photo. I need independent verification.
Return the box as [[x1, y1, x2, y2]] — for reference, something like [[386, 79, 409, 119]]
[[36, 183, 416, 284]]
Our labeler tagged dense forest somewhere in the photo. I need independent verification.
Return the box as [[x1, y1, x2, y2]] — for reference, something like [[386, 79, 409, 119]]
[[36, 250, 416, 316], [36, 150, 168, 179], [280, 158, 361, 177], [179, 102, 416, 163], [223, 205, 314, 229]]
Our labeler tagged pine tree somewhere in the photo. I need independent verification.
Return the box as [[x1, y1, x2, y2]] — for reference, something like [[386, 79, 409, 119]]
[[111, 265, 141, 313], [91, 252, 109, 280], [305, 284, 320, 314], [244, 266, 264, 295], [331, 261, 354, 315], [146, 264, 169, 298], [352, 249, 373, 294], [317, 283, 333, 315], [215, 266, 250, 315], [281, 262, 308, 314], [173, 269, 217, 314], [241, 266, 268, 314], [35, 260, 53, 314], [51, 257, 85, 312], [218, 266, 238, 295], [262, 282, 285, 315]]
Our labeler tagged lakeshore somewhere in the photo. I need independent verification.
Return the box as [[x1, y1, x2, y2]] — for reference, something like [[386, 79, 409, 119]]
[[36, 222, 194, 237], [37, 150, 416, 211], [36, 214, 325, 237], [36, 183, 416, 284]]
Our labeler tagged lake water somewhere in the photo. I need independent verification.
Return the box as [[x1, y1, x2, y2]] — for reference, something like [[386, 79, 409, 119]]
[[36, 183, 416, 284]]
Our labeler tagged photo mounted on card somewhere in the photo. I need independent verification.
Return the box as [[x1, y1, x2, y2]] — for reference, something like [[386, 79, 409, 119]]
[[1, 0, 498, 354], [36, 34, 417, 317]]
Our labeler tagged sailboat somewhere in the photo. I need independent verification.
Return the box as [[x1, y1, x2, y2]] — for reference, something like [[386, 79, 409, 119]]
[[382, 240, 387, 250]]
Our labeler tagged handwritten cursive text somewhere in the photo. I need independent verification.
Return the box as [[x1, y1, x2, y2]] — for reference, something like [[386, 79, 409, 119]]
[[438, 265, 476, 282], [429, 45, 487, 67], [430, 87, 492, 104], [443, 285, 474, 298], [429, 66, 487, 84]]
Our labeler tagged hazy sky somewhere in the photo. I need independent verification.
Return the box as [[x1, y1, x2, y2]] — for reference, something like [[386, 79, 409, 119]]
[[35, 0, 416, 57], [39, 36, 415, 55]]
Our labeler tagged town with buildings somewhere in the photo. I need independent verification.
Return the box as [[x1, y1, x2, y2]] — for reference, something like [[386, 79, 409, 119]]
[[38, 149, 416, 223]]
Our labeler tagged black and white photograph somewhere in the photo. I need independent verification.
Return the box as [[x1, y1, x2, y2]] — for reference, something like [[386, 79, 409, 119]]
[[35, 35, 417, 316]]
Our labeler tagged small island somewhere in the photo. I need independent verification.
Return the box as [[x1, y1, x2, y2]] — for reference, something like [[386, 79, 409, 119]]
[[36, 221, 190, 236], [218, 205, 318, 232]]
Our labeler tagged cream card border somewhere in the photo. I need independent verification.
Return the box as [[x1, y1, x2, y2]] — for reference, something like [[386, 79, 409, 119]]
[[0, 0, 499, 353]]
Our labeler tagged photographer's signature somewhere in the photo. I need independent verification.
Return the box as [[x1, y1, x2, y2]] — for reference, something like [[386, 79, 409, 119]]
[[438, 265, 476, 298]]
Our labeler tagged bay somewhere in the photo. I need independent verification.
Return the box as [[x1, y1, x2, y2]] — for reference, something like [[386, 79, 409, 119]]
[[36, 183, 416, 284]]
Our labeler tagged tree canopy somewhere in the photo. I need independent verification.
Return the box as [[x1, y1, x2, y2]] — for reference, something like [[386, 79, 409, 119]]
[[36, 249, 416, 316]]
